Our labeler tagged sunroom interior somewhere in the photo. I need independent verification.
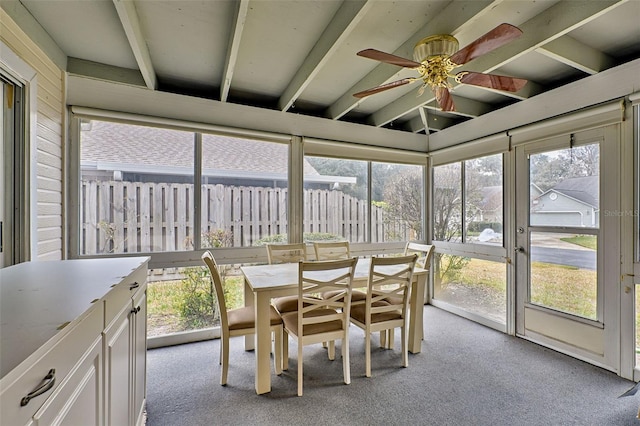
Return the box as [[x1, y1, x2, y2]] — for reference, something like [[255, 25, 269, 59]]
[[1, 0, 640, 406]]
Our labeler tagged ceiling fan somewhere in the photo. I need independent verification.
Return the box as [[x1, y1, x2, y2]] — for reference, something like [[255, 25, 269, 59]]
[[353, 23, 528, 112]]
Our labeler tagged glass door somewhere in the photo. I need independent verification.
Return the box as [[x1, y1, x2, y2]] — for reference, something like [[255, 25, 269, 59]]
[[515, 128, 619, 370]]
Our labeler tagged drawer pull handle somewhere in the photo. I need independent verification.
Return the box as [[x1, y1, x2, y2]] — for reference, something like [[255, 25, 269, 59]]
[[131, 306, 141, 315], [129, 282, 140, 290], [21, 369, 56, 406]]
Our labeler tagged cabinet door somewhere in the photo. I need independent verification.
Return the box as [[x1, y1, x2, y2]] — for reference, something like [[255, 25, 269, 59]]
[[32, 336, 103, 426], [104, 305, 132, 426], [132, 290, 147, 426]]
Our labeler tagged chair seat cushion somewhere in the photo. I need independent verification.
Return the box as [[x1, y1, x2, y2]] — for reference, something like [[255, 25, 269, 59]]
[[350, 301, 402, 324], [228, 305, 282, 331], [384, 296, 404, 305], [273, 295, 321, 313], [320, 289, 366, 302], [281, 309, 343, 336]]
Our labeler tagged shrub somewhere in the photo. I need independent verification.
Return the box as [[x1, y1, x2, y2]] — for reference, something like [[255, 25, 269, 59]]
[[178, 266, 217, 329], [253, 232, 344, 246]]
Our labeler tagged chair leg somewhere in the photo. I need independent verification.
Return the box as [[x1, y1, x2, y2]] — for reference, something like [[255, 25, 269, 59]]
[[328, 340, 335, 360], [297, 343, 304, 396], [273, 327, 282, 375], [379, 330, 386, 348], [365, 330, 371, 378], [401, 325, 408, 368], [283, 330, 289, 371], [220, 336, 229, 386], [388, 328, 395, 350], [342, 336, 351, 385]]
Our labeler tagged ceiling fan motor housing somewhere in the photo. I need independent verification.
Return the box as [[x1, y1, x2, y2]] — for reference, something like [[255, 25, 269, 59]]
[[413, 34, 459, 62]]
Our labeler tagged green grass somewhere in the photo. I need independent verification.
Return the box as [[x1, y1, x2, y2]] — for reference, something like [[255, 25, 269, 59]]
[[560, 235, 597, 250], [146, 272, 244, 337]]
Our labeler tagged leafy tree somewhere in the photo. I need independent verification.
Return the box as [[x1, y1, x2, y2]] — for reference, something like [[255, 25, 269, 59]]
[[381, 167, 422, 240], [559, 143, 599, 177], [432, 163, 469, 284], [530, 144, 599, 191]]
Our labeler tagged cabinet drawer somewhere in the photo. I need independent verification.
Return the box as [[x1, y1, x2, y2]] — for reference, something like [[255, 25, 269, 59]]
[[103, 266, 147, 328], [32, 336, 103, 426], [0, 305, 103, 425]]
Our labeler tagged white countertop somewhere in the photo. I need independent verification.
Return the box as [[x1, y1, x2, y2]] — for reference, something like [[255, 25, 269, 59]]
[[0, 257, 149, 378]]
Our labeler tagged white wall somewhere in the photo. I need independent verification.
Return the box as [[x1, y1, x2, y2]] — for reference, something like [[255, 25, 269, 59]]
[[1, 9, 65, 260]]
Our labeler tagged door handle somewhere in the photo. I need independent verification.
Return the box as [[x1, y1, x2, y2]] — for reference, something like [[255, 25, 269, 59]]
[[514, 246, 525, 253]]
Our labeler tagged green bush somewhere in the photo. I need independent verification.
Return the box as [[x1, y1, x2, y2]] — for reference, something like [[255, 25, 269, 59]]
[[178, 228, 234, 329], [253, 232, 344, 246], [178, 266, 217, 329]]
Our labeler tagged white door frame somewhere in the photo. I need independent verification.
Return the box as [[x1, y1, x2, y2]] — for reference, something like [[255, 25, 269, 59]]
[[514, 125, 621, 373]]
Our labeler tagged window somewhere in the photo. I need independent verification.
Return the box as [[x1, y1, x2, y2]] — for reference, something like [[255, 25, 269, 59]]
[[371, 162, 424, 242], [432, 153, 506, 326], [303, 156, 367, 243], [433, 153, 503, 245], [303, 156, 425, 244], [200, 133, 289, 247], [79, 120, 195, 254]]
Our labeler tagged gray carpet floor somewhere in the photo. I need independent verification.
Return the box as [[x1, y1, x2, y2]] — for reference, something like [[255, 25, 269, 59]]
[[146, 306, 640, 425]]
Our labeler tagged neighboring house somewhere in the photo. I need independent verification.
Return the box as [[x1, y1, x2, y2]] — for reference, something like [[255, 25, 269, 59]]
[[80, 120, 355, 189], [531, 175, 599, 227]]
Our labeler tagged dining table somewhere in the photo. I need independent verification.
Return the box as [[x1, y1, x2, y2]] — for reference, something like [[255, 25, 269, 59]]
[[241, 257, 428, 395]]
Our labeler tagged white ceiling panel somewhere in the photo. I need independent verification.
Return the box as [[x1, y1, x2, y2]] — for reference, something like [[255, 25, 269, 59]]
[[8, 0, 638, 134]]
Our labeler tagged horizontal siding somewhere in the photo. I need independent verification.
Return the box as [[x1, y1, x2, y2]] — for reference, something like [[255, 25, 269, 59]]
[[37, 240, 62, 258], [37, 161, 62, 181], [38, 226, 62, 242], [38, 215, 62, 229], [37, 202, 62, 216], [37, 175, 63, 191], [37, 188, 62, 204], [37, 107, 63, 136], [1, 9, 64, 261]]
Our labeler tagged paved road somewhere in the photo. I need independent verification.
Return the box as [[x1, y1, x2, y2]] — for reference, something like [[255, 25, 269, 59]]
[[530, 246, 596, 270]]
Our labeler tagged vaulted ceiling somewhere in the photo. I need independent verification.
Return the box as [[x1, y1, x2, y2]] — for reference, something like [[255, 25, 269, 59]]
[[6, 0, 640, 136]]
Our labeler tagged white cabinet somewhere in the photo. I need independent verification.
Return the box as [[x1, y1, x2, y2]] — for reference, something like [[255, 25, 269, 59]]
[[0, 257, 149, 426], [32, 336, 103, 426], [132, 289, 147, 426], [104, 272, 147, 426]]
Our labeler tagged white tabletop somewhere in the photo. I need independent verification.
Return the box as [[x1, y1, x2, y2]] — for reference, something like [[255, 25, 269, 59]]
[[242, 257, 426, 291], [0, 257, 149, 378]]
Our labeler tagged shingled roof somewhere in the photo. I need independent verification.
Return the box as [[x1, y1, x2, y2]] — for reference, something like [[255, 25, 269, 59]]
[[551, 175, 599, 208], [80, 120, 320, 178]]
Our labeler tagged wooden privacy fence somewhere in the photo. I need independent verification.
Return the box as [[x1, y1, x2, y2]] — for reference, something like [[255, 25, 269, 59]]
[[80, 181, 413, 255]]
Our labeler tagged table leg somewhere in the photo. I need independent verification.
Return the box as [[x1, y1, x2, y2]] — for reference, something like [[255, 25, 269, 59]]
[[254, 291, 272, 394], [244, 278, 255, 351], [408, 274, 426, 353]]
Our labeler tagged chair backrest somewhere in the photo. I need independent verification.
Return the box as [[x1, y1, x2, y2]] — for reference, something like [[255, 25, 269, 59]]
[[366, 254, 418, 319], [404, 242, 434, 270], [201, 250, 228, 331], [298, 258, 357, 333], [313, 241, 350, 261], [266, 243, 307, 264]]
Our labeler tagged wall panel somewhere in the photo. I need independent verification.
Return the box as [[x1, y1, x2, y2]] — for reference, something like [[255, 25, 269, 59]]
[[1, 9, 65, 260]]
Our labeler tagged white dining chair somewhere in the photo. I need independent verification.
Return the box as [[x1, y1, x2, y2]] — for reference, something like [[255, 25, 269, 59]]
[[349, 254, 418, 377], [202, 251, 283, 385], [281, 257, 357, 396]]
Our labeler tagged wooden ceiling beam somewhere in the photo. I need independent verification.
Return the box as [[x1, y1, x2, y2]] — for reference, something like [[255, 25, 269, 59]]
[[277, 0, 372, 112], [112, 0, 157, 90], [220, 0, 249, 102], [537, 36, 616, 75]]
